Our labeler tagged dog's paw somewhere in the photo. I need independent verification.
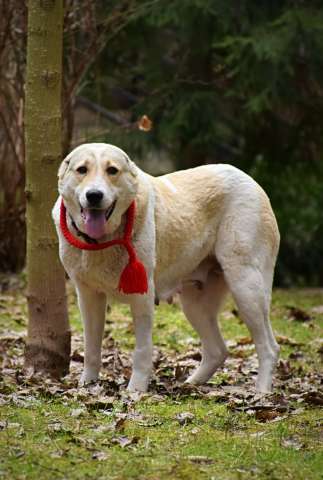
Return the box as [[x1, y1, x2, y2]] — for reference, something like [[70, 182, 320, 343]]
[[79, 370, 99, 387], [127, 374, 149, 393]]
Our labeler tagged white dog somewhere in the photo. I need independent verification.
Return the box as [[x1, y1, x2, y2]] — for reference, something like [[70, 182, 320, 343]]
[[53, 143, 280, 393]]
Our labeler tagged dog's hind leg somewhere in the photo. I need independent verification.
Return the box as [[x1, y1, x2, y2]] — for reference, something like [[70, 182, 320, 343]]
[[76, 281, 107, 385], [214, 185, 280, 392], [222, 261, 279, 393], [180, 270, 229, 385]]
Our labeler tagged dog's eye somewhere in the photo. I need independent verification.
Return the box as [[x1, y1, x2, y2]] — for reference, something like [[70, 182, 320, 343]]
[[107, 166, 119, 175], [76, 166, 87, 175]]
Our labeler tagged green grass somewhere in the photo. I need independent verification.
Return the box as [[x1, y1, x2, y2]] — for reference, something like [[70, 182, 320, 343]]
[[0, 284, 322, 480]]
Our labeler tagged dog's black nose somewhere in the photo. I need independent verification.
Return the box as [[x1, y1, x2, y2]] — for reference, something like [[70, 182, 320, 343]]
[[86, 189, 104, 206]]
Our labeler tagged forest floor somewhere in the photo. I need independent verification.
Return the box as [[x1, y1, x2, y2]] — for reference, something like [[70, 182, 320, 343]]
[[0, 275, 322, 480]]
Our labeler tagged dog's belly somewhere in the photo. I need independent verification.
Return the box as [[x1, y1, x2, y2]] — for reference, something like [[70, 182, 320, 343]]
[[154, 232, 217, 299], [155, 255, 221, 303]]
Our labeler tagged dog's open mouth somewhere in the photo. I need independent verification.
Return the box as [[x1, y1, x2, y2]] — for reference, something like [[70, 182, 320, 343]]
[[80, 200, 116, 239]]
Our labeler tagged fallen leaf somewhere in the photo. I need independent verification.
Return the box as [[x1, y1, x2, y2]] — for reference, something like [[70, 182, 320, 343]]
[[276, 335, 302, 347], [138, 115, 153, 132], [206, 390, 228, 401], [255, 409, 282, 422], [112, 417, 126, 432], [187, 455, 214, 464], [71, 350, 84, 363], [111, 435, 139, 448], [277, 360, 293, 379], [287, 306, 311, 322], [92, 451, 110, 461], [303, 391, 323, 406], [71, 408, 86, 417], [47, 422, 64, 433], [137, 419, 163, 427], [50, 448, 69, 458], [291, 407, 305, 415], [175, 412, 195, 425], [7, 422, 21, 429], [174, 365, 188, 381], [177, 351, 201, 362], [288, 351, 304, 360], [236, 336, 252, 346], [250, 431, 266, 438], [281, 436, 304, 450], [85, 397, 115, 411]]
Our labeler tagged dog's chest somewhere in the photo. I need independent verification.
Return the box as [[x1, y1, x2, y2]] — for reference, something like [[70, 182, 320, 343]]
[[61, 243, 127, 293]]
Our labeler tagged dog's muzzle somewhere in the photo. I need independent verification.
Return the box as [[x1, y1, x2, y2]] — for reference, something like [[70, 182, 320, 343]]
[[80, 200, 117, 239]]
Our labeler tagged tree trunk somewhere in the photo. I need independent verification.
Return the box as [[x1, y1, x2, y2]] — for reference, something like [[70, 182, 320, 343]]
[[24, 0, 70, 377]]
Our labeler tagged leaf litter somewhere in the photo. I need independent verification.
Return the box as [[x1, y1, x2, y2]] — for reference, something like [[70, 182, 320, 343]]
[[0, 281, 322, 433], [1, 330, 321, 428]]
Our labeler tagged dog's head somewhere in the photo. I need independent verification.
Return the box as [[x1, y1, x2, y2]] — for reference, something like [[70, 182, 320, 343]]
[[58, 143, 138, 239]]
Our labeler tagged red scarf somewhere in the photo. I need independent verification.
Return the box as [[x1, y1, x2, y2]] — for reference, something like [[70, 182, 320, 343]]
[[59, 199, 148, 294]]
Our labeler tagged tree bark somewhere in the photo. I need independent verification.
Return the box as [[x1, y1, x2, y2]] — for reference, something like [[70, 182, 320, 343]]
[[24, 0, 70, 377]]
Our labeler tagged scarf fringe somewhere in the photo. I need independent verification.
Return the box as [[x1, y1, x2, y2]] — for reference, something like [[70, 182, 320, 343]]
[[118, 256, 148, 294]]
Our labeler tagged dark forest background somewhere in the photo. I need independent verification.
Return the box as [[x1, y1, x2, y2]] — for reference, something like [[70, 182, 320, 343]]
[[1, 0, 323, 286]]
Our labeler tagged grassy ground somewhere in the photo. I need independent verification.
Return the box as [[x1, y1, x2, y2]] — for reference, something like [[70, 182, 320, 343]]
[[0, 280, 322, 480]]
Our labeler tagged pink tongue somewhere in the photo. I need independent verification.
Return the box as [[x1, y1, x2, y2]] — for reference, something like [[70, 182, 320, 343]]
[[83, 209, 106, 239]]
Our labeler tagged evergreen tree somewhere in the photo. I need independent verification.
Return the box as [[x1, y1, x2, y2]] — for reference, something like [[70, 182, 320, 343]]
[[83, 0, 323, 285]]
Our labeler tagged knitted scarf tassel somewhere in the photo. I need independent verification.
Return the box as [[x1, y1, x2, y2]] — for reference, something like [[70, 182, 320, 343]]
[[60, 199, 148, 295]]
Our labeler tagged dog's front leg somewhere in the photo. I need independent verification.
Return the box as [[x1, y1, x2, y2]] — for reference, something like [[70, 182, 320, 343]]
[[128, 293, 154, 392], [76, 281, 107, 386]]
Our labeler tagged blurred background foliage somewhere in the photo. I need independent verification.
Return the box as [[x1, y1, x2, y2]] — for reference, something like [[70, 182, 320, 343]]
[[1, 0, 323, 286]]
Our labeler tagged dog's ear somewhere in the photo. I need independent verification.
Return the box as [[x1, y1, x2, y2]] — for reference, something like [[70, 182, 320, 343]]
[[58, 152, 73, 180], [58, 160, 69, 179], [125, 155, 138, 178]]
